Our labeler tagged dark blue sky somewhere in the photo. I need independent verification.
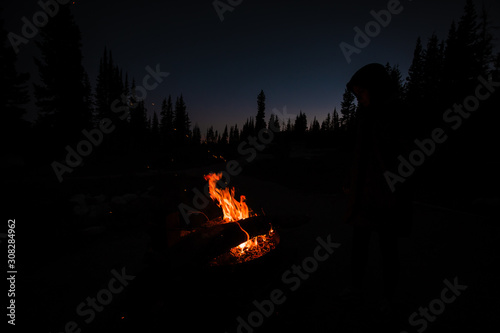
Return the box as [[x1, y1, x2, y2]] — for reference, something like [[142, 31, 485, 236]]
[[4, 0, 500, 134]]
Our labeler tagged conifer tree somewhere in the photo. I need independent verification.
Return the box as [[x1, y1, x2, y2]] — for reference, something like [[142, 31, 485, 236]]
[[340, 88, 356, 130], [33, 4, 92, 148], [256, 90, 266, 132], [0, 13, 30, 146]]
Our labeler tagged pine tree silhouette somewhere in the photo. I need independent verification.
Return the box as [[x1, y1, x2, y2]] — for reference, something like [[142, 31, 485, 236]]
[[33, 4, 92, 150], [256, 90, 266, 132]]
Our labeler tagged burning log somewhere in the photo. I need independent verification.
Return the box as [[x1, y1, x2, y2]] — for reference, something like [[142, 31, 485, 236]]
[[165, 215, 275, 268]]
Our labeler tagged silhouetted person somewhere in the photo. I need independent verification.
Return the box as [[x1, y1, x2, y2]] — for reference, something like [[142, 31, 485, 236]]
[[342, 63, 415, 314]]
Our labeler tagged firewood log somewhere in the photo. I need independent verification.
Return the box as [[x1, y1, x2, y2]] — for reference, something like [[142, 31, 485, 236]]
[[165, 216, 273, 268]]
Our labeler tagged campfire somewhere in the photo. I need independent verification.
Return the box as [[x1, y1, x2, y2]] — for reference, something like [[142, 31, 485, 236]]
[[203, 173, 278, 266]]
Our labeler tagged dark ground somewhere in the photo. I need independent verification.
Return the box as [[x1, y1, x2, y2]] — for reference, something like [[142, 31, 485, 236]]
[[7, 146, 499, 333]]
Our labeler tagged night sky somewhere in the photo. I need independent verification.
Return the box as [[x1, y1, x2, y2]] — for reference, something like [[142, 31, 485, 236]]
[[4, 0, 500, 133]]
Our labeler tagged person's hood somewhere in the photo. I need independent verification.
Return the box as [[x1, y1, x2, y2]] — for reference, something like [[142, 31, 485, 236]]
[[346, 63, 396, 106]]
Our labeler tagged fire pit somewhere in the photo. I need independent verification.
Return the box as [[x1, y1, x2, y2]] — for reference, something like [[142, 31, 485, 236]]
[[203, 173, 279, 266], [209, 224, 279, 266]]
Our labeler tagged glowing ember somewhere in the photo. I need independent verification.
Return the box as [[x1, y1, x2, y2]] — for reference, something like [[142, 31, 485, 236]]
[[225, 227, 278, 265], [204, 173, 276, 265]]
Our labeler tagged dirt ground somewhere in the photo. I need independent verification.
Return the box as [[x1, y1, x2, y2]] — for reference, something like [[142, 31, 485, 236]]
[[14, 148, 499, 333]]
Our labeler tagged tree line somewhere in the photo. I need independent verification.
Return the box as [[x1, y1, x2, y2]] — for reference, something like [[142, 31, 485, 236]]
[[2, 0, 499, 175]]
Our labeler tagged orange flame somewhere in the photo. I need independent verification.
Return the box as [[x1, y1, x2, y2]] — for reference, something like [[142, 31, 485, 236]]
[[204, 173, 276, 264], [204, 173, 252, 222]]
